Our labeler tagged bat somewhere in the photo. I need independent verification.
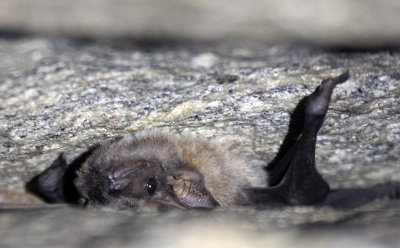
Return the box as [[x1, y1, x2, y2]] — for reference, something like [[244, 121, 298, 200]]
[[24, 71, 400, 210]]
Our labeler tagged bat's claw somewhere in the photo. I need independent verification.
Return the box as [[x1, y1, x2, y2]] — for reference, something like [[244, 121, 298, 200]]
[[305, 71, 350, 117], [329, 70, 350, 86]]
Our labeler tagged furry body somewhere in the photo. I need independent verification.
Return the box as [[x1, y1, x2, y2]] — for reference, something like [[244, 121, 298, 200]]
[[76, 131, 266, 208]]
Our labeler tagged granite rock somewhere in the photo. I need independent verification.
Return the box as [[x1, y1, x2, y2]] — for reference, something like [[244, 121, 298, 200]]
[[0, 37, 399, 247]]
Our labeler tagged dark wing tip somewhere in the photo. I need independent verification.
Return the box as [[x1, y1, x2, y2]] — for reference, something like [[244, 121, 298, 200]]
[[333, 70, 350, 85]]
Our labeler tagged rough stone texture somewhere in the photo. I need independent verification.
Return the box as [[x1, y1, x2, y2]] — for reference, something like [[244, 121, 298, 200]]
[[2, 0, 400, 47], [2, 204, 400, 248], [0, 37, 400, 247]]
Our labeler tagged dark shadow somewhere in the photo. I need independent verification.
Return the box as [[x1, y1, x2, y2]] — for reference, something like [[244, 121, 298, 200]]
[[2, 28, 400, 53], [0, 29, 36, 39], [324, 45, 400, 54]]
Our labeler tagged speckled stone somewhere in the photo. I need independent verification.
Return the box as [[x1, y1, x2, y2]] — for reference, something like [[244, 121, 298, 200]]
[[0, 37, 399, 247]]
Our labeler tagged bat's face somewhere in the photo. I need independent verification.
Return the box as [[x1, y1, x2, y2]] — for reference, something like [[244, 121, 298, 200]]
[[75, 158, 219, 210]]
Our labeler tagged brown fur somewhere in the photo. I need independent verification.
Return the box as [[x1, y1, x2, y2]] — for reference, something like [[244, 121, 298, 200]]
[[76, 130, 266, 206]]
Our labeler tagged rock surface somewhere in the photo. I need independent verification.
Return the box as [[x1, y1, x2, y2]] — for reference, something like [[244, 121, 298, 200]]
[[2, 204, 400, 248], [0, 37, 400, 247], [1, 0, 400, 47]]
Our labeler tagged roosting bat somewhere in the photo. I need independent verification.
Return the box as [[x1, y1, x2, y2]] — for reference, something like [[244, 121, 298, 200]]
[[26, 71, 400, 210]]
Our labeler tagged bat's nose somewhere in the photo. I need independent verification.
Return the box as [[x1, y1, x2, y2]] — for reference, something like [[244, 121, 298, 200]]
[[106, 166, 137, 191]]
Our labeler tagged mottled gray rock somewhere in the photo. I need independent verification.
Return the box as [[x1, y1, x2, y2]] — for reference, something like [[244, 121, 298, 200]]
[[1, 0, 400, 47], [1, 203, 400, 248], [0, 37, 400, 247]]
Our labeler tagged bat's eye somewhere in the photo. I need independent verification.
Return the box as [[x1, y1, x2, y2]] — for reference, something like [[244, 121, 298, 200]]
[[145, 177, 158, 195]]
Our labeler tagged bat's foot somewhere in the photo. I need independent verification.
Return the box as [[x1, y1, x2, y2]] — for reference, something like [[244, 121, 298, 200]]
[[305, 71, 349, 117]]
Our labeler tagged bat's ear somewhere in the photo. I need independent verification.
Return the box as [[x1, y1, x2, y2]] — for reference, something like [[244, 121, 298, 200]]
[[26, 153, 68, 203], [166, 167, 219, 209]]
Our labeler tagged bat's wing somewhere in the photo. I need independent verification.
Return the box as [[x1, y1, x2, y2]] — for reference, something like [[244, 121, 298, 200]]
[[321, 182, 400, 209], [241, 71, 350, 207]]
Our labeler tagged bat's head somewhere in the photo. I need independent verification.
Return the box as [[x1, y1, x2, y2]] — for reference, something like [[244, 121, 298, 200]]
[[75, 138, 219, 210]]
